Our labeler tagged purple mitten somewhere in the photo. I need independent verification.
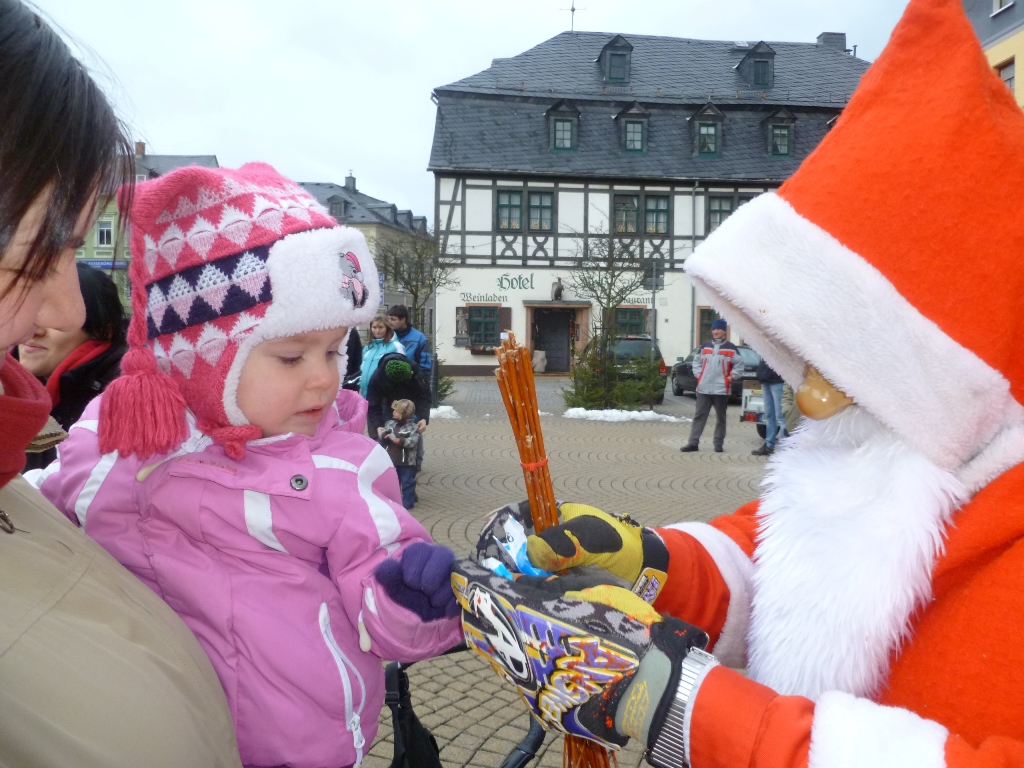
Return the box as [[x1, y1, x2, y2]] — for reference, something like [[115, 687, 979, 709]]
[[373, 542, 459, 621]]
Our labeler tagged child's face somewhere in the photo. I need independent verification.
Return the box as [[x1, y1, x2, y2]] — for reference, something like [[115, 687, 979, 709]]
[[236, 327, 348, 437], [393, 409, 403, 421]]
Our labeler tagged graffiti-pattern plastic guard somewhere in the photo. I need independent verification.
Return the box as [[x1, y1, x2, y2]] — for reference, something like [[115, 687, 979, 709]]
[[452, 559, 649, 747]]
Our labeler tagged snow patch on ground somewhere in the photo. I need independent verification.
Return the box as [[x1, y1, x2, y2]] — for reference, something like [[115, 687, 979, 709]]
[[539, 411, 553, 416], [430, 406, 460, 419], [562, 408, 690, 423]]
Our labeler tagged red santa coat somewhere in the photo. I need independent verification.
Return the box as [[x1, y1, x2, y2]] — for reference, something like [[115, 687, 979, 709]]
[[652, 458, 1024, 767], [657, 0, 1024, 764]]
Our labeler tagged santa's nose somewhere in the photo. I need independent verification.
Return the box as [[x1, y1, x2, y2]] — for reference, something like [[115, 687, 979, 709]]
[[796, 365, 853, 420]]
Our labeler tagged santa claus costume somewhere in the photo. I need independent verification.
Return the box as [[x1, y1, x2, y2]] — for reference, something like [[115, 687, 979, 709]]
[[637, 0, 1024, 765]]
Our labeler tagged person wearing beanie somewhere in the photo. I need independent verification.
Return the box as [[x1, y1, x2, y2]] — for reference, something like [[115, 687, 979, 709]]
[[365, 352, 430, 451], [466, 1, 1024, 766], [680, 317, 743, 453], [33, 163, 461, 768], [377, 398, 420, 508]]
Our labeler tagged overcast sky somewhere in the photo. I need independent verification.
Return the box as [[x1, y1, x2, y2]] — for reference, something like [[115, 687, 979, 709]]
[[37, 0, 910, 227]]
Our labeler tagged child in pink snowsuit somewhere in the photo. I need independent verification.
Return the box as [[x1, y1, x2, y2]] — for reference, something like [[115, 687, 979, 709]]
[[32, 164, 461, 768]]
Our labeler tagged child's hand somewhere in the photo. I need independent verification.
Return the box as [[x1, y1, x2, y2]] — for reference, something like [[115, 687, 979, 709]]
[[390, 435, 400, 444], [373, 542, 458, 622]]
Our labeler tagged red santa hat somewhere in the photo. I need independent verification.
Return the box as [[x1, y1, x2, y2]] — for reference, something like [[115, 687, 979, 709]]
[[99, 162, 379, 459], [685, 0, 1024, 489]]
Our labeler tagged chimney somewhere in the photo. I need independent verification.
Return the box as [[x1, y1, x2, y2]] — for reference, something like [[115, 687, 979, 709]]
[[816, 32, 847, 51], [135, 141, 146, 157], [344, 173, 356, 192]]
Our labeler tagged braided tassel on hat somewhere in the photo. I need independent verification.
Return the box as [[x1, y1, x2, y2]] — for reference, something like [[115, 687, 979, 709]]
[[98, 252, 188, 458]]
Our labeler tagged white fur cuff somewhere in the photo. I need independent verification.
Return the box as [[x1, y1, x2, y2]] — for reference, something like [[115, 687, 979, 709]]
[[809, 691, 948, 768], [665, 522, 753, 668]]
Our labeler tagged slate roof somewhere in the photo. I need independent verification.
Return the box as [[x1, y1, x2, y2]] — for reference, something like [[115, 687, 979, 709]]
[[136, 154, 219, 177], [441, 31, 868, 106], [300, 181, 428, 234], [429, 31, 871, 182]]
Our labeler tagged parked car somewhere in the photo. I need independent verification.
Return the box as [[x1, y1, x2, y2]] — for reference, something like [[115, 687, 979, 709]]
[[582, 335, 669, 404], [671, 344, 761, 403], [741, 383, 768, 439]]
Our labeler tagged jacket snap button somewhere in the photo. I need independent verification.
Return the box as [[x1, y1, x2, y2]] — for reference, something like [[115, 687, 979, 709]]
[[290, 474, 308, 491]]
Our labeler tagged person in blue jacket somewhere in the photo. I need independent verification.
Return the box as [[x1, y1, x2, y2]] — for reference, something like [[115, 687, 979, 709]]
[[388, 305, 432, 375], [359, 314, 404, 398]]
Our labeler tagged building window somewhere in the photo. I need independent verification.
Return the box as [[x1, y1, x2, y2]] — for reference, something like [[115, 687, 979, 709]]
[[708, 196, 734, 232], [698, 123, 718, 155], [753, 60, 770, 87], [554, 119, 574, 149], [97, 220, 113, 247], [644, 196, 669, 234], [994, 0, 1015, 13], [770, 125, 791, 155], [609, 53, 628, 82], [329, 200, 345, 218], [135, 174, 148, 183], [624, 121, 644, 151], [613, 195, 639, 233], [469, 306, 500, 346], [497, 191, 522, 230], [999, 59, 1015, 94], [615, 308, 645, 335], [528, 192, 553, 231]]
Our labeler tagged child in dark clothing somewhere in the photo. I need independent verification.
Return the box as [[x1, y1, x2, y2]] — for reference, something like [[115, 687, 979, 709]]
[[378, 399, 420, 508]]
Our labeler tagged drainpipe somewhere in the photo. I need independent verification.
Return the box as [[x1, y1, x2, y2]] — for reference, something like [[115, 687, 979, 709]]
[[689, 179, 698, 348]]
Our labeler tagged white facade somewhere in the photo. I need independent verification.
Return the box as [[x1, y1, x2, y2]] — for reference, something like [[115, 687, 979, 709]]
[[434, 174, 773, 374]]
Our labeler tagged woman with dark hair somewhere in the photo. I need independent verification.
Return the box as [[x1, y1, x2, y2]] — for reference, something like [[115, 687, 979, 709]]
[[0, 2, 241, 766], [19, 263, 127, 470]]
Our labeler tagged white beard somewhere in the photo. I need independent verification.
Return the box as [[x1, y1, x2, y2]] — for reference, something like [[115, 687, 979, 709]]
[[746, 407, 967, 700]]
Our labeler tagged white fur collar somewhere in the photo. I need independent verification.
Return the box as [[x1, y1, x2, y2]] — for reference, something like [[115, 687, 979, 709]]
[[747, 409, 967, 700]]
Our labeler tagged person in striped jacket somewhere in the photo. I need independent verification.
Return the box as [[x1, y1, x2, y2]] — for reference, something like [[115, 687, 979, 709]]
[[680, 319, 743, 453]]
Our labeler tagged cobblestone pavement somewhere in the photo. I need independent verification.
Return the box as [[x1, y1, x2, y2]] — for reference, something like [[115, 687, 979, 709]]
[[363, 377, 767, 768]]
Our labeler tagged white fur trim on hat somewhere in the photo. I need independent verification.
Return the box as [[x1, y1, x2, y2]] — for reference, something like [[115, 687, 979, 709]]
[[685, 192, 1024, 488], [809, 691, 948, 768], [222, 226, 380, 426]]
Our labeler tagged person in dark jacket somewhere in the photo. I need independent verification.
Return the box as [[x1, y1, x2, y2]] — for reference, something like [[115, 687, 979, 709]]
[[19, 263, 126, 471], [752, 357, 786, 456], [365, 353, 430, 439], [343, 326, 362, 390]]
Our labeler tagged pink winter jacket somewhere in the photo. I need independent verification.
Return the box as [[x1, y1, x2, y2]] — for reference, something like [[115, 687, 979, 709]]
[[32, 390, 462, 768]]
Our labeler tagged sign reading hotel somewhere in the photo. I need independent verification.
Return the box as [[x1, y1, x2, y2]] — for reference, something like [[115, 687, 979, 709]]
[[460, 272, 535, 303]]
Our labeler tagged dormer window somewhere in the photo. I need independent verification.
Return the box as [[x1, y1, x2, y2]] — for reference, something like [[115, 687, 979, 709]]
[[762, 107, 796, 156], [625, 122, 644, 150], [698, 124, 718, 155], [546, 99, 580, 151], [597, 35, 633, 84], [609, 53, 628, 82], [328, 197, 346, 219], [690, 102, 725, 157], [616, 102, 649, 153], [736, 41, 776, 89], [753, 60, 770, 87]]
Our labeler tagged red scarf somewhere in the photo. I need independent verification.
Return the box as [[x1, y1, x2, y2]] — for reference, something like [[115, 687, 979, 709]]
[[45, 339, 110, 407], [0, 352, 51, 488]]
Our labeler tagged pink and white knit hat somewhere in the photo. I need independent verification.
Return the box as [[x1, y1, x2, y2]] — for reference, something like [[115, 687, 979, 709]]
[[99, 162, 380, 459]]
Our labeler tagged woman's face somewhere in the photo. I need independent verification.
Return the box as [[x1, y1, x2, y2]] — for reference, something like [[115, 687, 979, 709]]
[[19, 326, 91, 378], [370, 321, 386, 339], [0, 190, 92, 364]]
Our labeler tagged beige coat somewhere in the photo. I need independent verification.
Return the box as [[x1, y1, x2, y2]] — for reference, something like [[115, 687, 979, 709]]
[[0, 475, 242, 768]]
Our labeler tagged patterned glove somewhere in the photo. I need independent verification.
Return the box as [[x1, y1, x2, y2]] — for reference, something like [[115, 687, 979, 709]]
[[451, 558, 710, 751], [374, 542, 459, 621], [526, 503, 670, 603]]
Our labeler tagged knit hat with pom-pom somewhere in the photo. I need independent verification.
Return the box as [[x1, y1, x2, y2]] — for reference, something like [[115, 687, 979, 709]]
[[99, 162, 380, 459]]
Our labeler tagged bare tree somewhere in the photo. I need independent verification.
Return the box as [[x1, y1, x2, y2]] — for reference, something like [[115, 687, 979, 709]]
[[566, 225, 648, 347], [373, 229, 459, 330]]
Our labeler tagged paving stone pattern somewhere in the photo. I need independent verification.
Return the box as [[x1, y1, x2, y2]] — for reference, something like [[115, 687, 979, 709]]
[[363, 377, 767, 768]]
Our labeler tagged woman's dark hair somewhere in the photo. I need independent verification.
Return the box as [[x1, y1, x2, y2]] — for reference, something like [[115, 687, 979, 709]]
[[0, 0, 132, 293], [77, 262, 125, 345]]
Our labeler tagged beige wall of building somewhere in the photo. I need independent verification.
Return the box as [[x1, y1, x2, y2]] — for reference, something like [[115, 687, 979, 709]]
[[984, 26, 1024, 106]]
